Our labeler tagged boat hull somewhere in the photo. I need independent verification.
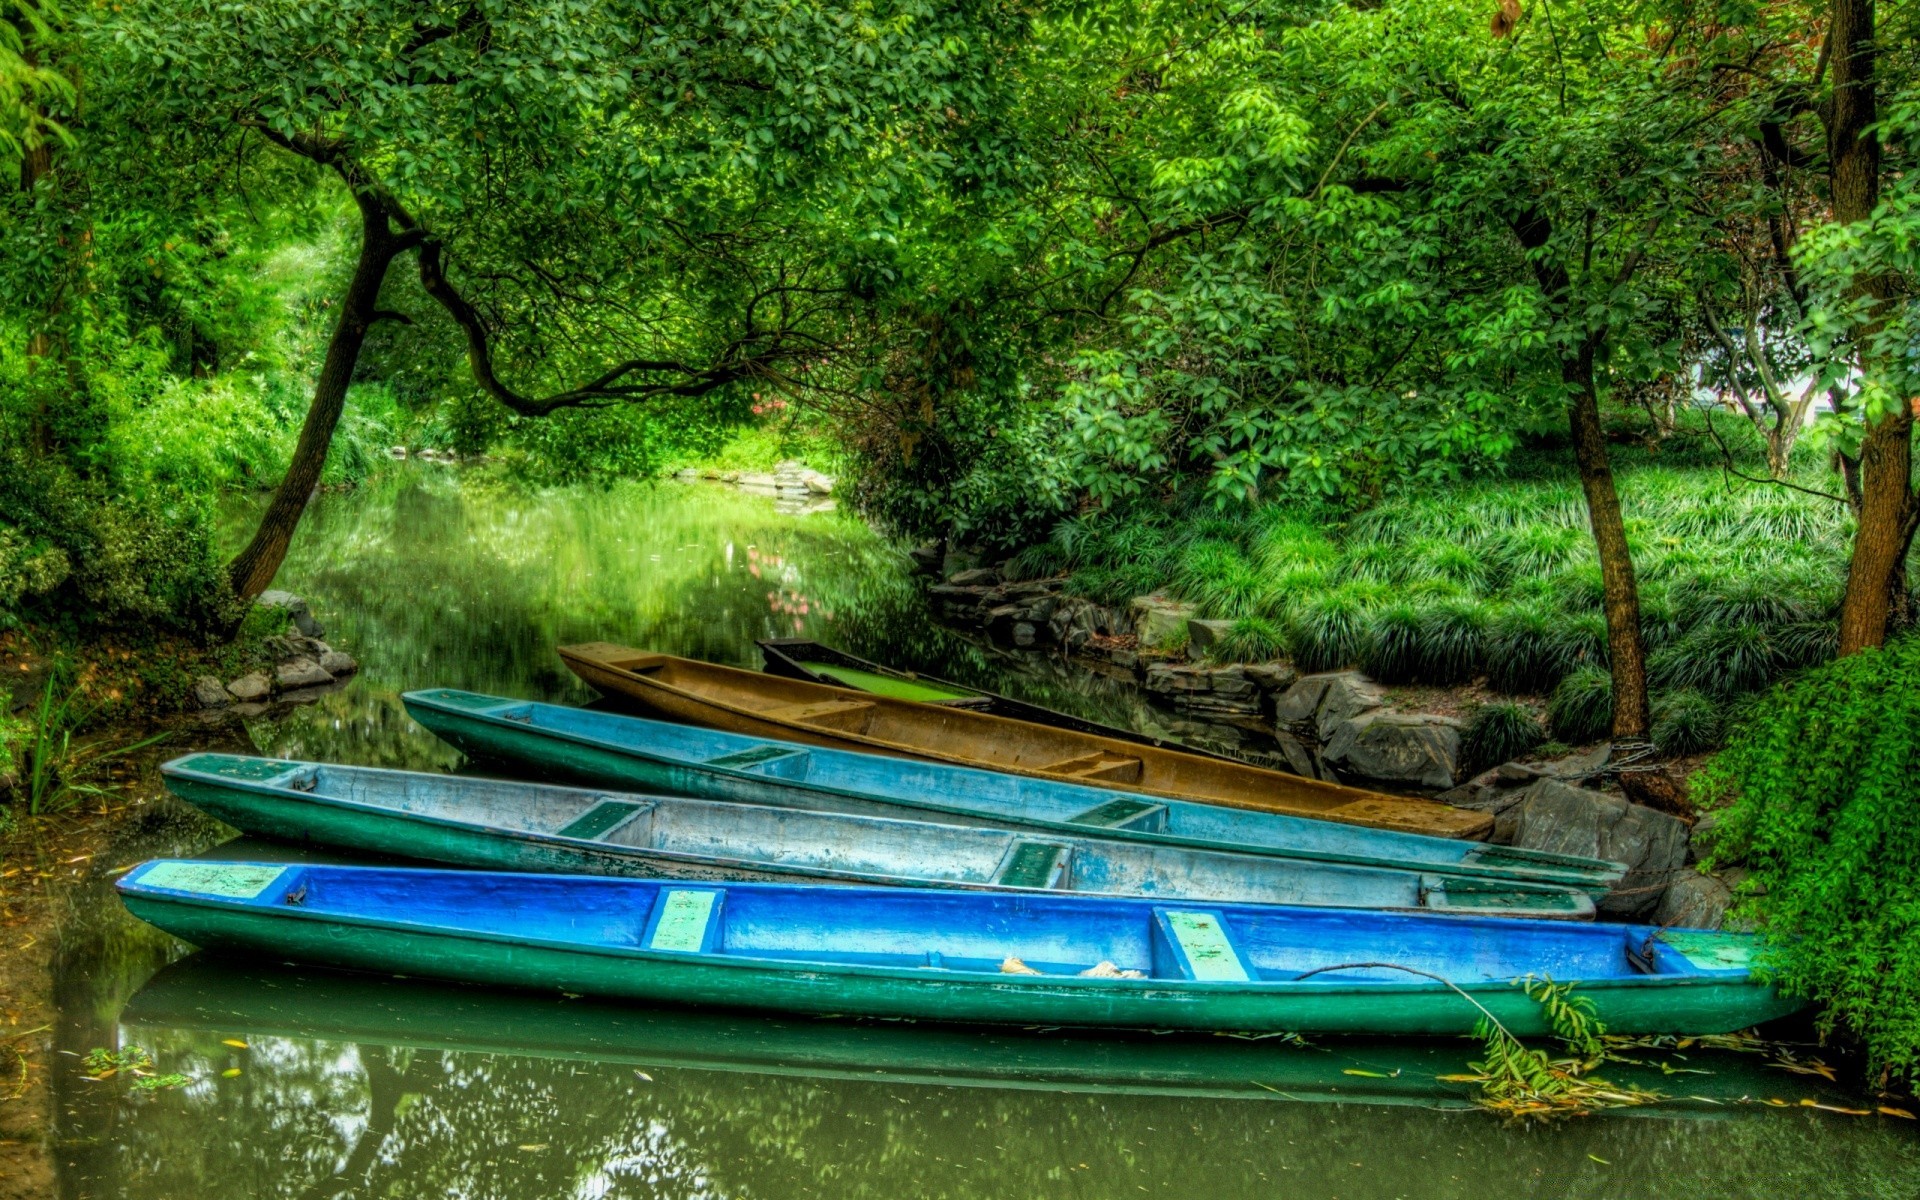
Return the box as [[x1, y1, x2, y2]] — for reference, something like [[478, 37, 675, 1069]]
[[119, 863, 1802, 1038], [559, 642, 1493, 839]]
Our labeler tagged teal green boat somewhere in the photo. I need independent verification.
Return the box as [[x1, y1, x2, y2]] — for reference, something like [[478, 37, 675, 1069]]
[[401, 688, 1626, 895], [159, 752, 1596, 918], [118, 860, 1802, 1036]]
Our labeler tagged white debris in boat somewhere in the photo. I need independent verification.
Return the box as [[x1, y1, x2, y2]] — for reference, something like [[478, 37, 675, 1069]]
[[1078, 961, 1146, 979], [1000, 956, 1042, 975]]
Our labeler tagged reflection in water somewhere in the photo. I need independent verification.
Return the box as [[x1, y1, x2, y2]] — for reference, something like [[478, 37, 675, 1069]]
[[42, 470, 1920, 1198]]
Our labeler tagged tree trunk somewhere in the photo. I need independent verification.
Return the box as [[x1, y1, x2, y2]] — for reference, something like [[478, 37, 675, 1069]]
[[1829, 0, 1908, 654], [1566, 343, 1651, 739], [226, 194, 407, 601]]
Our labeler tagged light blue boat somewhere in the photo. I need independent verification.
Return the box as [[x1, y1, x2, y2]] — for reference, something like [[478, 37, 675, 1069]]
[[160, 753, 1596, 918], [401, 689, 1625, 896]]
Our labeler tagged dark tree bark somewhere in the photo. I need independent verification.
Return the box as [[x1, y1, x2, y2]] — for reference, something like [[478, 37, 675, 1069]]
[[227, 185, 417, 600], [1828, 0, 1910, 654]]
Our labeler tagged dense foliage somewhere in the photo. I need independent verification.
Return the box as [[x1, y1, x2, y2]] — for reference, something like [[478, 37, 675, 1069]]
[[1695, 636, 1920, 1084]]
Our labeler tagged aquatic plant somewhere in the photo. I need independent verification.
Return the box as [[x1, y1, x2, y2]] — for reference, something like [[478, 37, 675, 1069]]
[[1462, 701, 1546, 773], [1441, 976, 1659, 1121], [1547, 666, 1613, 744], [1695, 635, 1920, 1086]]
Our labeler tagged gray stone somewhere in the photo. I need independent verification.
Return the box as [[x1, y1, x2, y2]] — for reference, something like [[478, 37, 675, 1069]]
[[1322, 712, 1463, 790], [256, 589, 324, 639], [1530, 743, 1612, 781], [1272, 731, 1318, 778], [672, 468, 699, 482], [1109, 648, 1140, 671], [1508, 779, 1690, 919], [908, 543, 944, 575], [1243, 662, 1299, 693], [801, 471, 834, 495], [948, 567, 1002, 588], [1652, 869, 1746, 930], [1129, 594, 1198, 651], [191, 676, 232, 709], [1011, 622, 1039, 647], [928, 584, 994, 620], [1185, 618, 1237, 654], [941, 546, 985, 578], [1314, 671, 1386, 743], [1272, 674, 1335, 724], [275, 658, 335, 690], [736, 472, 778, 493], [227, 672, 272, 702], [387, 445, 408, 460], [318, 650, 359, 676]]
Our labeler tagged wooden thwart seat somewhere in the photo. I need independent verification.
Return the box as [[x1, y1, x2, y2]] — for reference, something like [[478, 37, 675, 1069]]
[[1040, 752, 1144, 783], [762, 699, 877, 730]]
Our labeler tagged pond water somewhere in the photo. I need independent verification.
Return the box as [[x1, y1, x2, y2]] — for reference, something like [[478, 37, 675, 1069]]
[[40, 468, 1920, 1198]]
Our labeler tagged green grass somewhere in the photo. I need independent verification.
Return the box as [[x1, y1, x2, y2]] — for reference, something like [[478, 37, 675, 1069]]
[[1461, 701, 1547, 773]]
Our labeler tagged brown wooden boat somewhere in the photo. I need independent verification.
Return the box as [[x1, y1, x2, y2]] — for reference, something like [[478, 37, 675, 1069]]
[[558, 642, 1493, 840]]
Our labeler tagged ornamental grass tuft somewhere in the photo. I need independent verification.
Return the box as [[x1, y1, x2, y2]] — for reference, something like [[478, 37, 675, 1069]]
[[1547, 666, 1613, 744], [1462, 701, 1546, 773]]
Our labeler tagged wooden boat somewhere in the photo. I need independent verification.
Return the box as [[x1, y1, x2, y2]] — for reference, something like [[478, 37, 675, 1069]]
[[757, 637, 1243, 761], [559, 641, 1491, 839], [160, 753, 1596, 918], [126, 956, 1824, 1113], [401, 689, 1625, 895], [118, 859, 1801, 1036]]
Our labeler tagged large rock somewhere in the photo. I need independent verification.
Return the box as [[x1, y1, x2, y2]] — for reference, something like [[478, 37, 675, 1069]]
[[227, 672, 272, 702], [800, 470, 834, 495], [318, 650, 359, 677], [1313, 671, 1386, 742], [928, 584, 994, 622], [1272, 674, 1335, 723], [948, 567, 1002, 588], [941, 546, 985, 578], [1185, 618, 1236, 655], [1243, 662, 1299, 693], [1322, 712, 1463, 790], [1652, 868, 1749, 930], [1142, 663, 1262, 716], [1508, 779, 1690, 919], [275, 658, 335, 690], [256, 589, 324, 639], [908, 543, 944, 575], [1129, 594, 1197, 651], [191, 676, 232, 709]]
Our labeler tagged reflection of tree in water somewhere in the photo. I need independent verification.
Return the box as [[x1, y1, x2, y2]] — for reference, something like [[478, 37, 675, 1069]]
[[93, 1030, 1920, 1200]]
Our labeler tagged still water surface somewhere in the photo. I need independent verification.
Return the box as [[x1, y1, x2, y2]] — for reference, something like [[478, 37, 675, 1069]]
[[45, 468, 1920, 1198]]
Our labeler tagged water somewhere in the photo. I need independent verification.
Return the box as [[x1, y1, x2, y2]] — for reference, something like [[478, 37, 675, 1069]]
[[40, 468, 1920, 1198]]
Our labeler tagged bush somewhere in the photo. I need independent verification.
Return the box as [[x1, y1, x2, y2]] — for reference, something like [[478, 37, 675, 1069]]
[[1462, 701, 1546, 773], [1651, 621, 1783, 698], [1211, 616, 1290, 662], [1358, 601, 1425, 683], [1415, 598, 1490, 685], [1172, 540, 1268, 619], [1288, 585, 1377, 673], [1651, 688, 1722, 756], [1547, 666, 1613, 744], [1485, 601, 1562, 694], [1694, 636, 1920, 1085]]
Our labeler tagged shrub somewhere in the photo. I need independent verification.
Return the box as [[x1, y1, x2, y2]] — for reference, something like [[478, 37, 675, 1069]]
[[1409, 538, 1497, 592], [1211, 616, 1290, 663], [1651, 689, 1722, 756], [1547, 666, 1613, 744], [1416, 598, 1490, 685], [1485, 601, 1562, 694], [1340, 539, 1404, 584], [1487, 522, 1588, 578], [1461, 701, 1546, 773], [1694, 636, 1920, 1085], [1172, 540, 1268, 619], [1650, 622, 1781, 698], [1288, 585, 1377, 673], [1358, 602, 1426, 683]]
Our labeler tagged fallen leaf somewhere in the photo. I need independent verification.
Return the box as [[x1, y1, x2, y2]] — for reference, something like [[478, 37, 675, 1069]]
[[633, 1071, 653, 1082], [1799, 1099, 1871, 1115], [517, 1144, 548, 1152], [221, 1039, 248, 1049], [220, 1068, 242, 1078], [1877, 1105, 1915, 1119], [1588, 1155, 1610, 1164]]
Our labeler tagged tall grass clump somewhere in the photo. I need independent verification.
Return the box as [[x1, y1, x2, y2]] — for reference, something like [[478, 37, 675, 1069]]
[[1694, 636, 1920, 1086], [1288, 584, 1379, 673], [1358, 601, 1426, 683], [1462, 701, 1546, 773], [1210, 616, 1290, 662], [1171, 540, 1269, 619], [1416, 599, 1491, 684], [1547, 666, 1613, 744], [1485, 601, 1562, 694], [1651, 689, 1721, 756]]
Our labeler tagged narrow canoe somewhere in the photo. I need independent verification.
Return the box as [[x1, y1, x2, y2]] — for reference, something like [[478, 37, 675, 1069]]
[[559, 641, 1491, 839], [758, 637, 1244, 761], [160, 753, 1596, 918], [118, 860, 1801, 1036], [125, 957, 1821, 1112], [401, 689, 1626, 895]]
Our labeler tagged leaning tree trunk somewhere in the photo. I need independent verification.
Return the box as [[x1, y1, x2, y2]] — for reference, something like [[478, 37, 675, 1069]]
[[227, 192, 408, 601], [1566, 343, 1651, 739], [1829, 0, 1909, 654]]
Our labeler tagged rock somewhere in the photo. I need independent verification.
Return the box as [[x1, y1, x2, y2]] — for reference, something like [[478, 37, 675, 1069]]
[[1313, 671, 1386, 743], [318, 650, 359, 677], [256, 589, 324, 639], [1322, 711, 1463, 790], [801, 471, 834, 495], [1109, 648, 1140, 671], [1272, 731, 1318, 778], [941, 546, 985, 578], [908, 543, 944, 575], [191, 676, 232, 709], [1507, 779, 1690, 919], [1129, 594, 1198, 651], [736, 472, 778, 494], [928, 584, 995, 622], [386, 445, 408, 460], [1652, 869, 1748, 930], [1243, 662, 1298, 693], [227, 672, 272, 701], [673, 468, 699, 482], [275, 658, 335, 690], [1185, 618, 1237, 655], [1529, 743, 1612, 781], [948, 567, 1003, 588], [1272, 674, 1335, 724]]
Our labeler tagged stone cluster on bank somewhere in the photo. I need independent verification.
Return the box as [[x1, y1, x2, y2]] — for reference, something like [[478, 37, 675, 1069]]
[[190, 590, 359, 714], [912, 547, 1737, 927], [671, 461, 836, 513]]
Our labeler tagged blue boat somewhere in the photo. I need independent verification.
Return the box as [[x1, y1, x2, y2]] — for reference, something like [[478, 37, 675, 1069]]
[[117, 860, 1799, 1036], [160, 753, 1596, 918], [401, 689, 1625, 896]]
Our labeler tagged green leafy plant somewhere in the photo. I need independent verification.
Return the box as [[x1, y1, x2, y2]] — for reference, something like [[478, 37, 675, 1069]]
[[1211, 616, 1289, 663], [17, 665, 167, 816], [1287, 585, 1377, 673], [1357, 601, 1425, 683], [1651, 688, 1722, 756], [1485, 601, 1563, 694], [1694, 635, 1920, 1085], [1462, 702, 1546, 774], [1547, 666, 1613, 744]]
